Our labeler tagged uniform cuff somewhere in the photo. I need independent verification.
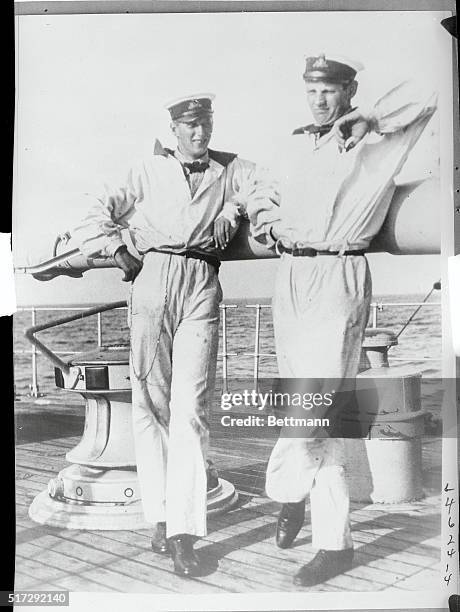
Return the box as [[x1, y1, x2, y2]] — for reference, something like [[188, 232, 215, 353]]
[[106, 238, 127, 258], [265, 221, 282, 249]]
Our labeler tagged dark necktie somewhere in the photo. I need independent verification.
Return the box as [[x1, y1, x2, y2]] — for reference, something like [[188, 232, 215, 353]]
[[293, 123, 334, 137], [305, 123, 334, 136], [293, 107, 357, 139], [183, 161, 209, 173], [182, 161, 209, 197]]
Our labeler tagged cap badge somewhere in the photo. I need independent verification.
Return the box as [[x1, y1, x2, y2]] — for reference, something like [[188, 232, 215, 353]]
[[187, 99, 200, 110], [313, 54, 328, 69]]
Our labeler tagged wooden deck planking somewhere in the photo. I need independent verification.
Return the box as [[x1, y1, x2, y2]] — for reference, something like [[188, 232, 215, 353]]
[[229, 493, 441, 536], [16, 479, 52, 495], [82, 529, 333, 593], [16, 454, 74, 473], [351, 552, 430, 578], [351, 523, 440, 549], [206, 515, 437, 576], [16, 478, 440, 580], [15, 399, 443, 593], [17, 487, 435, 594], [209, 501, 440, 555], [18, 541, 106, 577], [16, 504, 303, 593], [78, 532, 233, 594], [51, 531, 231, 594], [202, 536, 399, 589], [16, 533, 174, 594], [15, 554, 75, 586], [37, 570, 125, 593], [206, 506, 438, 584], [384, 567, 442, 591], [350, 533, 439, 567]]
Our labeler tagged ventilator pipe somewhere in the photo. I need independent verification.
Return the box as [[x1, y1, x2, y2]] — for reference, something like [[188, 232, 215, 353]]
[[15, 177, 440, 280]]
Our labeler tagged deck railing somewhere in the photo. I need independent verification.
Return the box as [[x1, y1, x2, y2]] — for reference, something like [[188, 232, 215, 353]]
[[14, 301, 441, 398]]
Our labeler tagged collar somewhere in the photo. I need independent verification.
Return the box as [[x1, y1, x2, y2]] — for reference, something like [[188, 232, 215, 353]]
[[153, 139, 237, 168], [292, 123, 333, 137], [152, 138, 227, 200], [173, 148, 209, 166], [292, 106, 357, 140]]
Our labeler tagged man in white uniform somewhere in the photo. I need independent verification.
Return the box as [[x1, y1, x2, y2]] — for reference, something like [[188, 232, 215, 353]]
[[265, 55, 437, 586], [72, 94, 280, 576]]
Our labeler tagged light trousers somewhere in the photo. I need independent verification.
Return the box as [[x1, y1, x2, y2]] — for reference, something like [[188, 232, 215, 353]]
[[128, 251, 221, 538], [266, 254, 372, 550]]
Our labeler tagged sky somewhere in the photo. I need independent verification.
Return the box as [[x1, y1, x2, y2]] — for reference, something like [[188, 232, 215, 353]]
[[12, 10, 452, 306]]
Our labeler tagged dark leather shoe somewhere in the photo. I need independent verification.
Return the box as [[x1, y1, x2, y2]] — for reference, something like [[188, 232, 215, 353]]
[[293, 548, 354, 586], [167, 534, 201, 577], [276, 500, 305, 548], [151, 522, 168, 554]]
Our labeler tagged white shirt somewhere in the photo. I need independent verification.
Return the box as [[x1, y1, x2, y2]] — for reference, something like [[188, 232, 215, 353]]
[[173, 148, 209, 198], [273, 80, 437, 252], [72, 140, 280, 258]]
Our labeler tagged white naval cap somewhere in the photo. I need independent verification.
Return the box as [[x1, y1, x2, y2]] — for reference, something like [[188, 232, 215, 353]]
[[164, 93, 215, 122], [303, 53, 364, 83]]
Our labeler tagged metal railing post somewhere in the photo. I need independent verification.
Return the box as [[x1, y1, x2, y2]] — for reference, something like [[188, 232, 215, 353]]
[[29, 308, 40, 397], [15, 300, 441, 396], [243, 304, 275, 393], [253, 305, 261, 389], [219, 304, 238, 395], [97, 312, 103, 347], [371, 302, 378, 328], [222, 306, 228, 394]]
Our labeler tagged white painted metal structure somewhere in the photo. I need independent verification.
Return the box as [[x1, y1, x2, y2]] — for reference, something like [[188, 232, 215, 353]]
[[25, 305, 238, 530]]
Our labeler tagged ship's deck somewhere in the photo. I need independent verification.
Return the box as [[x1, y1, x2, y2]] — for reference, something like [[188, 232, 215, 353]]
[[15, 395, 441, 594]]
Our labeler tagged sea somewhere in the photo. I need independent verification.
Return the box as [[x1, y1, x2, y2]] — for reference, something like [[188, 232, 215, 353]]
[[13, 293, 442, 403]]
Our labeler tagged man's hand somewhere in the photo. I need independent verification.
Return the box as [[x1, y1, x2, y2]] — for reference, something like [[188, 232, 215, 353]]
[[270, 225, 297, 250], [213, 217, 233, 250], [333, 109, 372, 152], [113, 246, 143, 282]]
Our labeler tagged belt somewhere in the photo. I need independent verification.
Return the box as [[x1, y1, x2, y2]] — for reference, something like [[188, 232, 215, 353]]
[[144, 248, 221, 273], [277, 243, 366, 257]]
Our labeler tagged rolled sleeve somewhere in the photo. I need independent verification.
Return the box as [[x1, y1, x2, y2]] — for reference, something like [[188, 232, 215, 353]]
[[72, 165, 143, 258], [231, 159, 281, 245], [369, 79, 437, 134]]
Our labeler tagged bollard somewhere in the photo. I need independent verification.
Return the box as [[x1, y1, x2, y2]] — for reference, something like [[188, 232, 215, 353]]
[[344, 328, 425, 504], [358, 327, 398, 369]]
